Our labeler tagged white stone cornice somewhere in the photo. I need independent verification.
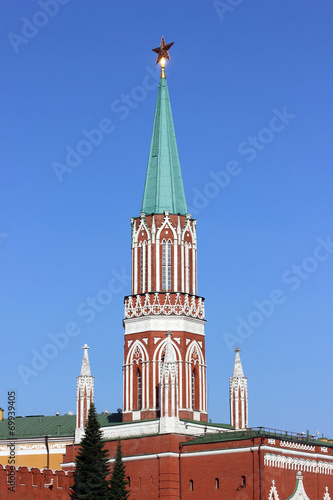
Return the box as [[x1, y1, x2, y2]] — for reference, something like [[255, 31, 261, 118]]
[[124, 315, 206, 335]]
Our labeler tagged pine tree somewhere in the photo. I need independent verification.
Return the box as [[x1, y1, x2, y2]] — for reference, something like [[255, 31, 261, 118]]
[[71, 403, 111, 499], [109, 440, 130, 500]]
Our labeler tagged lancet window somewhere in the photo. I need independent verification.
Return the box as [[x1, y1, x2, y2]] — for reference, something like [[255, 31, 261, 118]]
[[162, 239, 172, 291]]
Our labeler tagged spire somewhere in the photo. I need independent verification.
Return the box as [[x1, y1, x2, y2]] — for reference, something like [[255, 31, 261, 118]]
[[141, 39, 187, 216], [230, 347, 248, 430], [80, 344, 91, 376], [232, 346, 244, 378], [75, 344, 94, 443], [163, 331, 176, 365]]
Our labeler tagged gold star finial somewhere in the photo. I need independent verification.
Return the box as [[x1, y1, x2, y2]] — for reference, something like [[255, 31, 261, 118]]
[[152, 36, 174, 78]]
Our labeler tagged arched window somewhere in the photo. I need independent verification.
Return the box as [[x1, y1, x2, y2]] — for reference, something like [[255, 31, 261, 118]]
[[189, 479, 193, 491], [137, 369, 142, 410], [162, 240, 172, 291], [215, 478, 219, 490], [241, 476, 246, 487], [127, 477, 130, 487]]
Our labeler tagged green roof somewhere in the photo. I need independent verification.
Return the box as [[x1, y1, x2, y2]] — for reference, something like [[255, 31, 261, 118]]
[[0, 413, 122, 440], [182, 427, 333, 448], [141, 75, 187, 215], [181, 419, 234, 430]]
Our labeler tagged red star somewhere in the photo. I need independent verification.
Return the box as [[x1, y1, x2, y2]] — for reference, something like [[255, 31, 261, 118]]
[[152, 36, 174, 64]]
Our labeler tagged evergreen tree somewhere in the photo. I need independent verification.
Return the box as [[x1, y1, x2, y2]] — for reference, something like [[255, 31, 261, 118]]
[[71, 403, 111, 499], [109, 440, 130, 500]]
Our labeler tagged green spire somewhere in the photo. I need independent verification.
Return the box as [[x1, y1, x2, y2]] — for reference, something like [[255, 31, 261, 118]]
[[141, 75, 187, 215]]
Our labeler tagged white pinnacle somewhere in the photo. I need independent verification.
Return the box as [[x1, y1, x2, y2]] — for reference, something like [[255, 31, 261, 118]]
[[232, 346, 244, 378], [163, 331, 176, 364], [80, 344, 91, 376]]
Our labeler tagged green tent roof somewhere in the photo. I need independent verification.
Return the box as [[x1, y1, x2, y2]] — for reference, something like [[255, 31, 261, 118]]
[[141, 75, 187, 215]]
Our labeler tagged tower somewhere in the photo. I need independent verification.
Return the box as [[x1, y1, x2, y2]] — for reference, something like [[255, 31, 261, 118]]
[[122, 38, 208, 425], [229, 346, 248, 430], [75, 344, 94, 443]]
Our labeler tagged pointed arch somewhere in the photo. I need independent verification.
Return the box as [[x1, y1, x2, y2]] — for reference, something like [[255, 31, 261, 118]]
[[152, 337, 182, 410], [185, 341, 205, 412], [126, 339, 149, 365], [156, 213, 177, 240], [125, 340, 149, 412], [185, 340, 205, 365], [153, 337, 182, 362], [133, 217, 151, 244]]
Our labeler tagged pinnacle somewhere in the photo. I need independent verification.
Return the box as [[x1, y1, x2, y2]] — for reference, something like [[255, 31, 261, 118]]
[[80, 344, 91, 376], [232, 347, 244, 378]]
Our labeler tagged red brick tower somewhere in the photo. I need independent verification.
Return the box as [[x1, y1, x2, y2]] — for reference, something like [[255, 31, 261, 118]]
[[122, 42, 207, 426]]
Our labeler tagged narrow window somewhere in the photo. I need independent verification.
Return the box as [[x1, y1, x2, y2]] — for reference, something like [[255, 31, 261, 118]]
[[140, 243, 146, 293], [185, 244, 189, 293], [162, 240, 172, 291], [127, 477, 130, 487], [137, 369, 142, 410], [192, 371, 195, 410], [189, 479, 193, 491], [215, 478, 219, 490], [241, 475, 246, 487]]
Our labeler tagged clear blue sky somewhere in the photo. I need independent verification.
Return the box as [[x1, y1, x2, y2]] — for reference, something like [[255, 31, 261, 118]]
[[1, 1, 332, 437]]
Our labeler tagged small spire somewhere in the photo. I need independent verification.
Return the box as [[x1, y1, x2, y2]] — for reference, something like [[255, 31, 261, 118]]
[[80, 344, 91, 376], [232, 346, 244, 378]]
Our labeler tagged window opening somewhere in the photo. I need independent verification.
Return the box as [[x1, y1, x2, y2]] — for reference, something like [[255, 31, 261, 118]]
[[162, 240, 172, 290], [137, 369, 142, 410]]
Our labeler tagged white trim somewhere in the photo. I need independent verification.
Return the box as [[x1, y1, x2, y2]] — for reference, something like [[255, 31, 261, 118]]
[[134, 245, 138, 295], [147, 242, 151, 292], [181, 242, 184, 292], [124, 316, 206, 335], [156, 238, 160, 290], [174, 239, 178, 291], [261, 445, 333, 461], [192, 246, 195, 295]]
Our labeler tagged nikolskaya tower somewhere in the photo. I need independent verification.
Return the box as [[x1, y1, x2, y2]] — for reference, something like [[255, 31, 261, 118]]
[[122, 38, 208, 430]]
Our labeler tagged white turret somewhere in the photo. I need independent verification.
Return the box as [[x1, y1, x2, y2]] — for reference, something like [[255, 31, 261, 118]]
[[229, 347, 248, 430], [75, 344, 94, 443]]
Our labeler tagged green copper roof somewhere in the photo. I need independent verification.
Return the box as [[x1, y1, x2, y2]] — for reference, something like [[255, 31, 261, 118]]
[[141, 76, 187, 215], [0, 413, 122, 440]]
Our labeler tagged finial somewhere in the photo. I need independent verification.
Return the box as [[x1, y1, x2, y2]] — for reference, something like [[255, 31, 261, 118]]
[[234, 346, 241, 353], [83, 344, 89, 350], [152, 36, 174, 79]]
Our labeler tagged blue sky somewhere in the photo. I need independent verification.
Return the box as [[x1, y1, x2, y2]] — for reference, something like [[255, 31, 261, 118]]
[[1, 1, 332, 437]]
